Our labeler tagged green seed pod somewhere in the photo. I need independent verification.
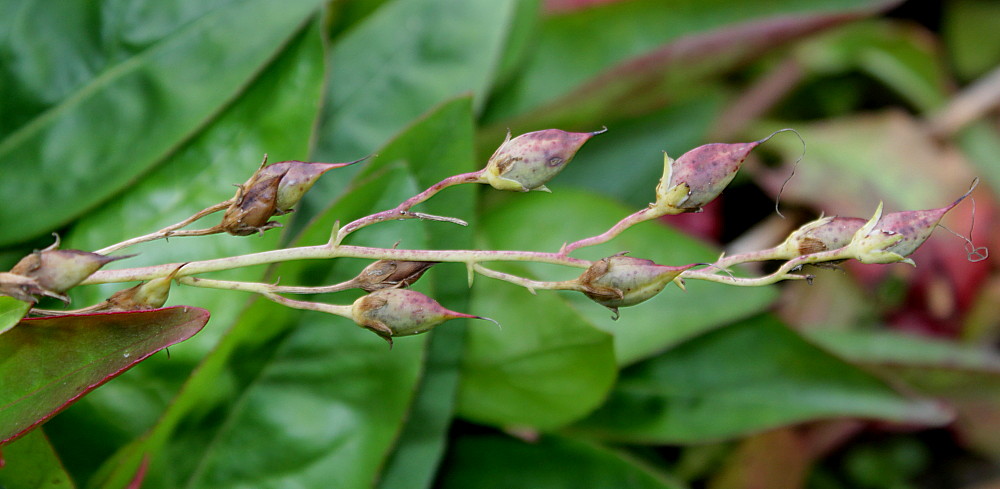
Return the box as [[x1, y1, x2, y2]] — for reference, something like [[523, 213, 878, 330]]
[[353, 260, 437, 292], [104, 264, 184, 311], [577, 254, 696, 318], [480, 128, 606, 192], [351, 288, 496, 347], [9, 248, 129, 296]]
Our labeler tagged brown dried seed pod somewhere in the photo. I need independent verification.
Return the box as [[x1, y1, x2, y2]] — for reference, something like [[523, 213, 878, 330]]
[[353, 260, 437, 292], [220, 174, 283, 236]]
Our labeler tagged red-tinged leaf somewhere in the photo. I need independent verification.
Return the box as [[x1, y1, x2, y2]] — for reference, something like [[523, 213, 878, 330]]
[[485, 1, 897, 129], [0, 307, 209, 446]]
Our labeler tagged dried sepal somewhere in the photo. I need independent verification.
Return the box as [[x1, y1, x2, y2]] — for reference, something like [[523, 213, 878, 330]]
[[480, 128, 605, 192]]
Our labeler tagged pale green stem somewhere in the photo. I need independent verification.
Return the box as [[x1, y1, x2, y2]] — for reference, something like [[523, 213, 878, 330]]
[[95, 200, 234, 255], [83, 244, 593, 285], [334, 171, 484, 245], [473, 264, 584, 294], [177, 276, 353, 318], [560, 206, 665, 255], [178, 276, 357, 295]]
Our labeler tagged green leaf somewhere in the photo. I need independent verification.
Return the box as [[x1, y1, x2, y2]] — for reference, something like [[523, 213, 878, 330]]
[[0, 0, 326, 245], [459, 269, 618, 429], [570, 315, 952, 444], [438, 433, 686, 489], [0, 307, 209, 446], [475, 189, 777, 365], [483, 0, 898, 126], [0, 296, 32, 335], [311, 0, 517, 163], [91, 97, 477, 489], [0, 429, 75, 489]]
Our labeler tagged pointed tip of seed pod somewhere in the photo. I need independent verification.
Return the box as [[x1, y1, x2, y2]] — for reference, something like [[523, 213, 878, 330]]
[[589, 126, 609, 136], [474, 315, 501, 329]]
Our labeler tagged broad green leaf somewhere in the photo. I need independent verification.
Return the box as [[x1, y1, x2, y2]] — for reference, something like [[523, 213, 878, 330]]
[[92, 98, 476, 489], [438, 434, 686, 489], [0, 296, 31, 335], [459, 269, 618, 429], [0, 307, 209, 446], [570, 315, 952, 444], [0, 429, 74, 489], [475, 189, 777, 365], [41, 22, 327, 479], [483, 0, 898, 126], [0, 0, 326, 245], [310, 0, 516, 164]]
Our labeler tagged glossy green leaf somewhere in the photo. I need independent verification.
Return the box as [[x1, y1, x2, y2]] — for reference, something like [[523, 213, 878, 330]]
[[0, 0, 326, 245], [0, 296, 31, 335], [476, 189, 777, 365], [0, 430, 74, 489], [92, 97, 477, 489], [311, 0, 516, 164], [438, 434, 686, 489], [459, 270, 617, 429], [0, 307, 209, 446], [41, 22, 327, 478], [570, 315, 952, 444], [483, 0, 897, 126]]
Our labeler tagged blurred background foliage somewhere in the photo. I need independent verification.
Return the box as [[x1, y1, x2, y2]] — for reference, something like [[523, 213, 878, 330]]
[[1, 0, 999, 487]]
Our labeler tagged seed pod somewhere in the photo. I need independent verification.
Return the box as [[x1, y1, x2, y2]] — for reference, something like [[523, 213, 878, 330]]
[[104, 265, 184, 311], [576, 254, 696, 319], [655, 140, 762, 212], [265, 158, 365, 213], [351, 288, 496, 347], [480, 128, 606, 192], [846, 202, 912, 265], [776, 216, 866, 258], [220, 174, 283, 236], [9, 248, 130, 296], [353, 260, 437, 292]]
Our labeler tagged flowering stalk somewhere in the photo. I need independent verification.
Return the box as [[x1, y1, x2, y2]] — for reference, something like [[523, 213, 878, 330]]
[[2, 128, 983, 346]]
